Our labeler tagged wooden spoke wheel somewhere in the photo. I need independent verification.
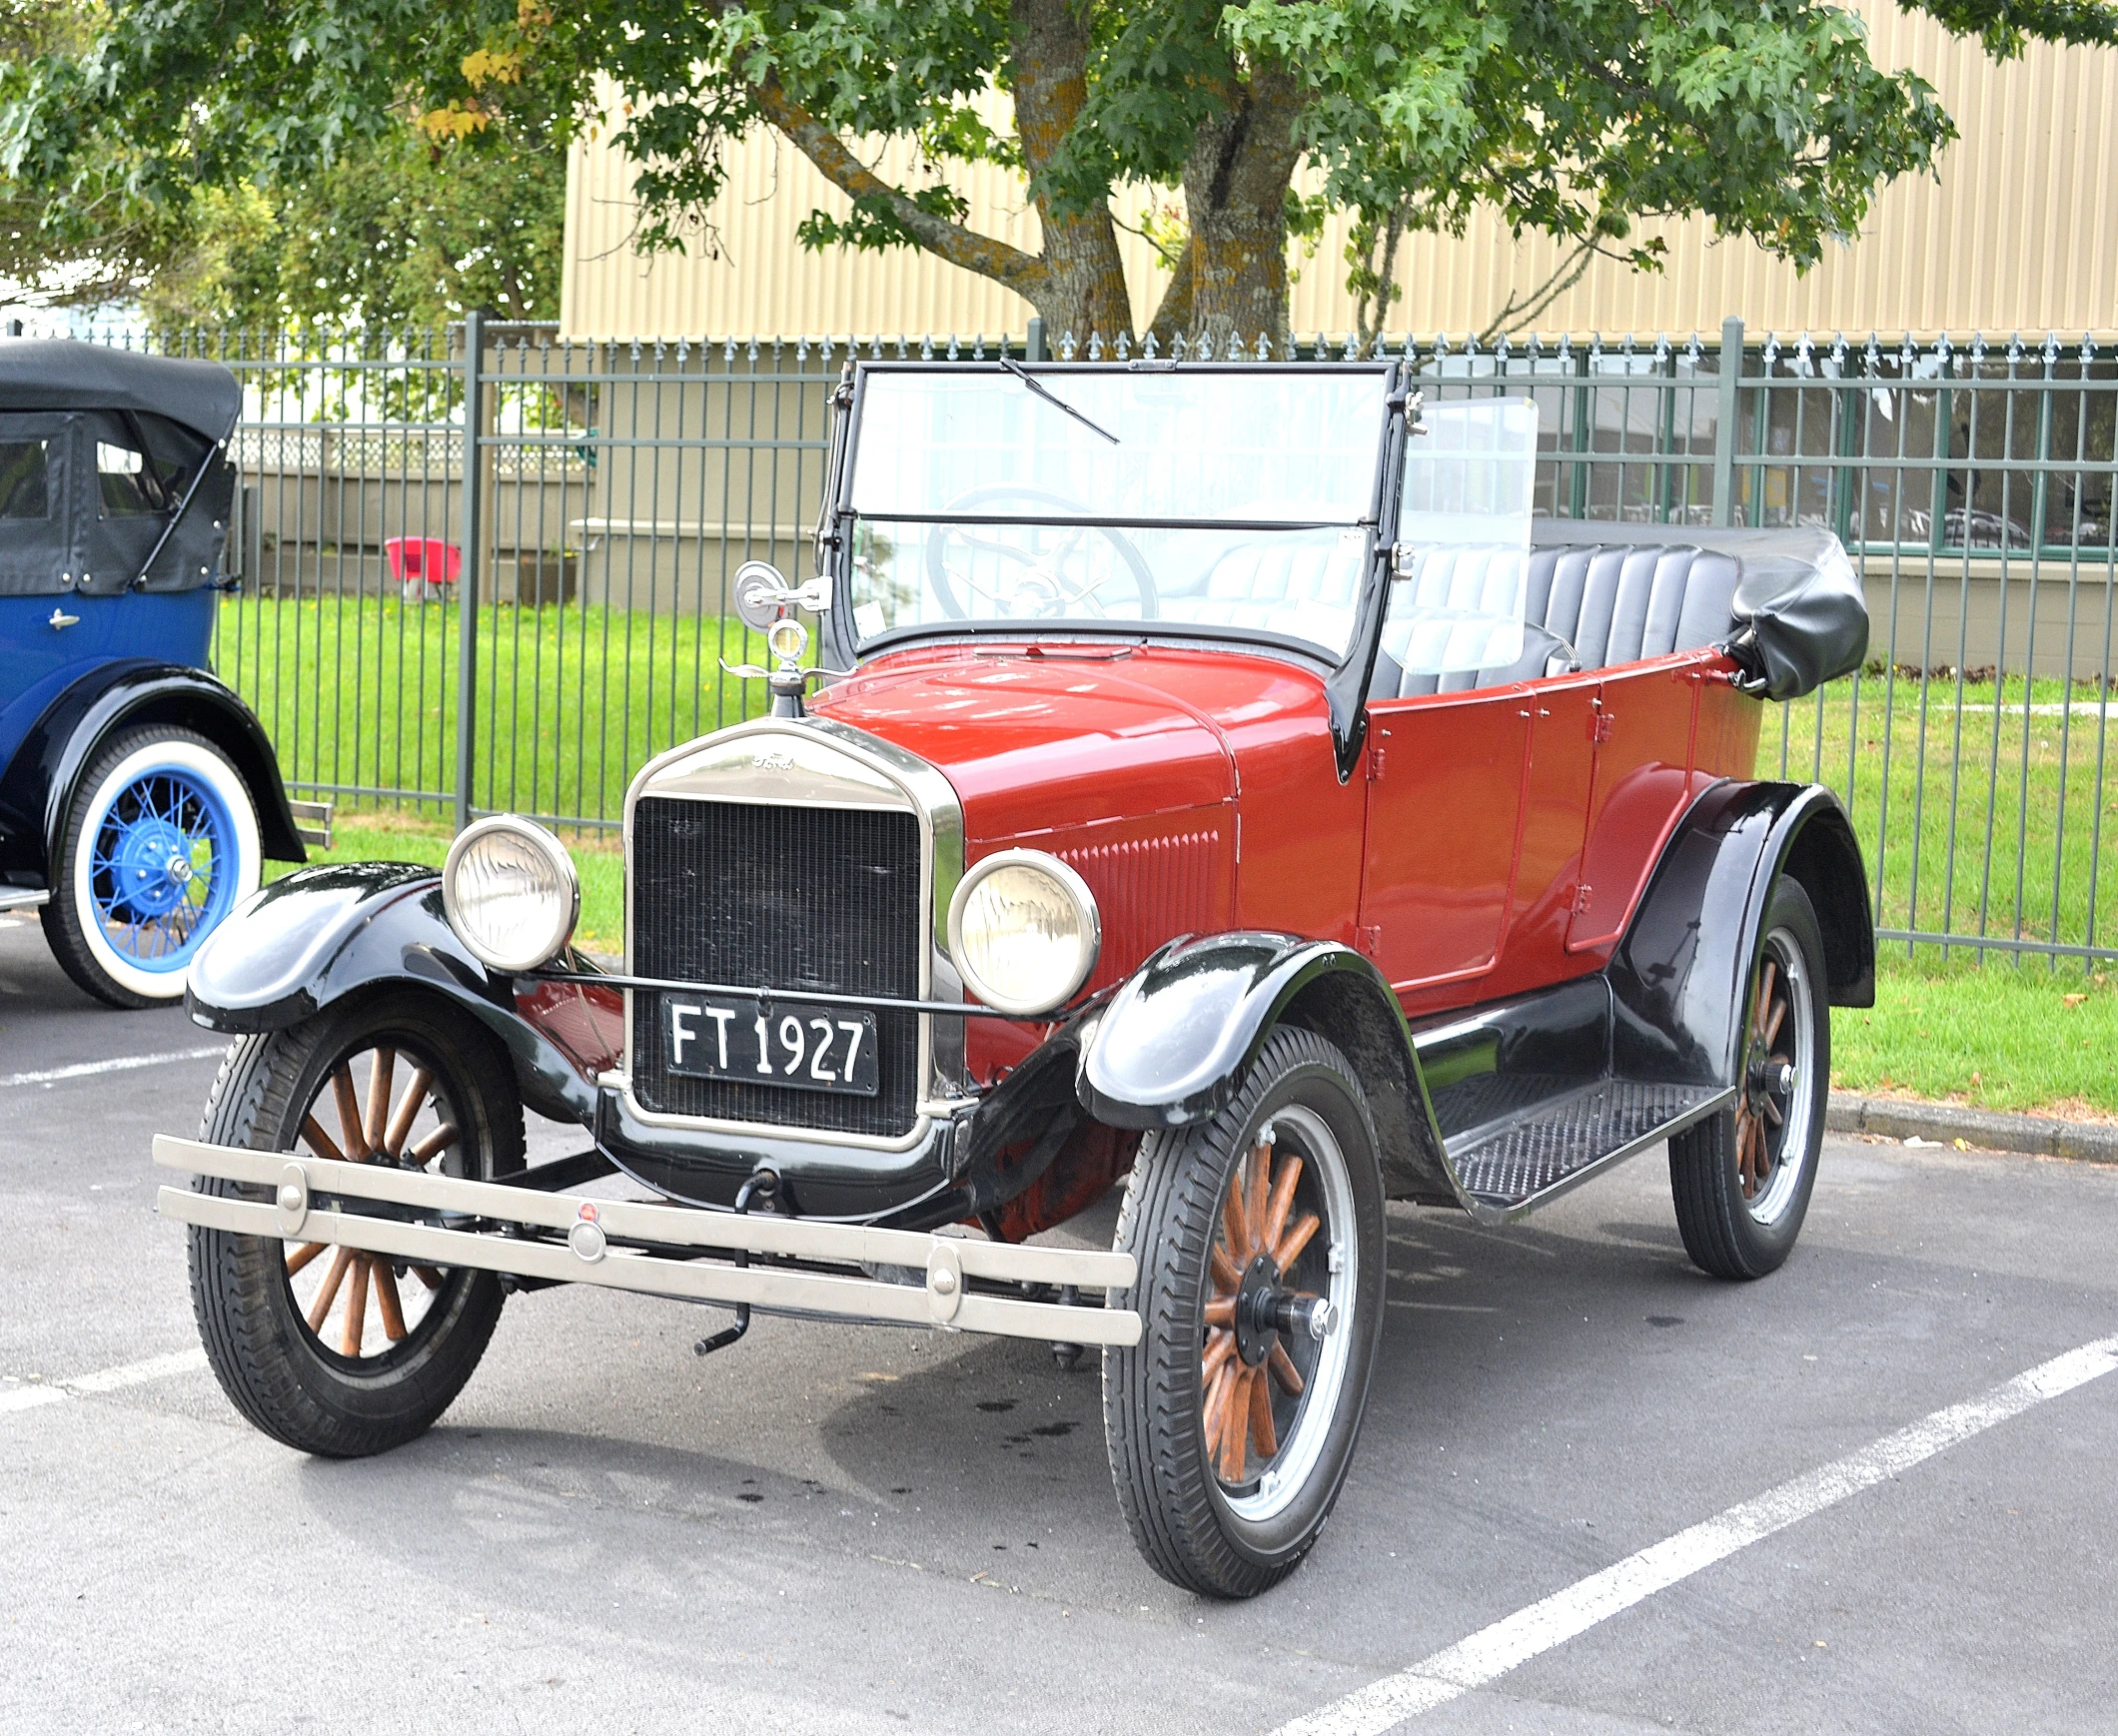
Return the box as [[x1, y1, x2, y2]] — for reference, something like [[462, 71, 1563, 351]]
[[1735, 921, 1817, 1228], [1199, 1113, 1349, 1511], [1105, 1027, 1384, 1598], [1668, 879, 1829, 1281], [186, 991, 524, 1457], [281, 1039, 469, 1365]]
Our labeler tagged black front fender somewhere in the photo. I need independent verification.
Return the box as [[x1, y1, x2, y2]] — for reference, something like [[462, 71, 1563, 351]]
[[1075, 930, 1454, 1202], [186, 862, 598, 1124]]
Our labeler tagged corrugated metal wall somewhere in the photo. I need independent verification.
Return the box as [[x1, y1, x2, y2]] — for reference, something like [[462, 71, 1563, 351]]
[[560, 3, 2118, 342]]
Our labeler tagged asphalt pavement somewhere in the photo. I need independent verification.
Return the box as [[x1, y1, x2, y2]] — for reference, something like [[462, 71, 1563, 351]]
[[1, 910, 2113, 1734]]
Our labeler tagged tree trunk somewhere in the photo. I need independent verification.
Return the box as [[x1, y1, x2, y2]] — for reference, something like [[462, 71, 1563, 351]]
[[1179, 64, 1306, 354], [1008, 0, 1133, 342]]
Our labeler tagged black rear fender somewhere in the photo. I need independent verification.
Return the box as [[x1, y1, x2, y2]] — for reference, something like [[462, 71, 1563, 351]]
[[186, 862, 596, 1124], [0, 661, 305, 876], [1076, 932, 1453, 1203], [1609, 780, 1874, 1093], [1776, 795, 1875, 1006]]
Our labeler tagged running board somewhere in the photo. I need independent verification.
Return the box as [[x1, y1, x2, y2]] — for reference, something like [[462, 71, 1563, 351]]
[[1444, 1081, 1732, 1222]]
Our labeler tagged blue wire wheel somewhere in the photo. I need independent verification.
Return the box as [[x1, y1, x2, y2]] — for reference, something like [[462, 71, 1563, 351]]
[[87, 762, 241, 969], [56, 729, 262, 1005]]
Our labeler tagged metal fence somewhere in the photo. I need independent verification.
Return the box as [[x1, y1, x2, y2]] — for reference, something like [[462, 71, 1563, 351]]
[[53, 315, 2118, 966]]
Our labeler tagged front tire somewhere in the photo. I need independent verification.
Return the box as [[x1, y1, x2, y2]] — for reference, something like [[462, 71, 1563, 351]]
[[1103, 1027, 1386, 1598], [42, 724, 263, 1008], [1668, 877, 1830, 1280], [187, 991, 525, 1456]]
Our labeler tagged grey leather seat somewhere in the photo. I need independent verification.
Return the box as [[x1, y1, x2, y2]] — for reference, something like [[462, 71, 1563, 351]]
[[1159, 536, 1362, 644], [1161, 533, 1744, 701], [1531, 543, 1741, 670], [1376, 541, 1741, 700]]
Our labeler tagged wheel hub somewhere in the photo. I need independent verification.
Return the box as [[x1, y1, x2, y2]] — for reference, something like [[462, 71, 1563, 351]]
[[1746, 1055, 1795, 1106], [1233, 1255, 1283, 1366], [1234, 1252, 1339, 1367], [110, 819, 198, 918]]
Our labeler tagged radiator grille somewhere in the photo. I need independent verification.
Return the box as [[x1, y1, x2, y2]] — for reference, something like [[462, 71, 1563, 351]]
[[629, 796, 924, 1137]]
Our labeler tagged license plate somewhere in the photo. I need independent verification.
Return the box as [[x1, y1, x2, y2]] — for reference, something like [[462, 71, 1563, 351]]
[[659, 995, 880, 1096]]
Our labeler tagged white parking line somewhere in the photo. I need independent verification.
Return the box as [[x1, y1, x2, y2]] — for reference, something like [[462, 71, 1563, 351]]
[[0, 1045, 228, 1090], [1275, 1332, 2118, 1735], [0, 1347, 208, 1415]]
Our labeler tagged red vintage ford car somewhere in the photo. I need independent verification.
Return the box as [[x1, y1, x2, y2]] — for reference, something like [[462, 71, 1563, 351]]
[[156, 361, 1872, 1597]]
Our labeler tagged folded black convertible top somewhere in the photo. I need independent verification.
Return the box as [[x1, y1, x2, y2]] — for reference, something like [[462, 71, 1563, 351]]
[[1534, 519, 1869, 700], [0, 338, 241, 444]]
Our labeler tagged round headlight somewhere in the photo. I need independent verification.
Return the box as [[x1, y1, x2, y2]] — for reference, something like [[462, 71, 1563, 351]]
[[947, 850, 1100, 1017], [443, 816, 579, 973]]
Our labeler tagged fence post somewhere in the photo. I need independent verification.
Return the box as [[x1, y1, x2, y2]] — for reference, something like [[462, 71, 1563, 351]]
[[455, 308, 486, 834], [1026, 317, 1046, 363], [1712, 315, 1743, 527]]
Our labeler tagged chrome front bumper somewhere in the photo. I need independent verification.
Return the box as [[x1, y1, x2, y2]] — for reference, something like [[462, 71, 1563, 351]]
[[152, 1136, 1142, 1346]]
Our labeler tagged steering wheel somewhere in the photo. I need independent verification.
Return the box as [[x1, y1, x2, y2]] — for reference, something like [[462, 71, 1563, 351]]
[[924, 485, 1160, 622]]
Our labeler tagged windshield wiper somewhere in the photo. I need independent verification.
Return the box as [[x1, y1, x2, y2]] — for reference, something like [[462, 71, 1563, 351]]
[[1000, 358, 1120, 444]]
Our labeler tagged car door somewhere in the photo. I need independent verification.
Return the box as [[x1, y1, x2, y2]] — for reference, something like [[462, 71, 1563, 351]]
[[1358, 687, 1534, 992], [1485, 670, 1601, 993], [0, 413, 83, 717]]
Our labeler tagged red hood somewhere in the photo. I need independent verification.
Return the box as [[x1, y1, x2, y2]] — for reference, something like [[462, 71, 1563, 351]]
[[809, 641, 1284, 839]]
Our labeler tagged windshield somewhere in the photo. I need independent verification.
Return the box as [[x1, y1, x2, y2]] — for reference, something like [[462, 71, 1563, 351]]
[[843, 367, 1391, 658]]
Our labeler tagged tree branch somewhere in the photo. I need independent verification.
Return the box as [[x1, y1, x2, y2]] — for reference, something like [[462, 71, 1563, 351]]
[[1475, 236, 1622, 344], [1353, 198, 1411, 348], [748, 74, 1047, 296], [1146, 236, 1193, 344]]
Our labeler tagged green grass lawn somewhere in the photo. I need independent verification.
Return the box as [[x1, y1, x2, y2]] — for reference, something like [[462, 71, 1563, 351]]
[[1832, 955, 2116, 1118], [216, 594, 791, 826], [1762, 670, 2116, 960]]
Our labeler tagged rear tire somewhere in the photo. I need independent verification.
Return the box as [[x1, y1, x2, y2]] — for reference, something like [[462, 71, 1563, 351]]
[[1669, 877, 1830, 1280], [1103, 1027, 1385, 1597], [187, 991, 525, 1456]]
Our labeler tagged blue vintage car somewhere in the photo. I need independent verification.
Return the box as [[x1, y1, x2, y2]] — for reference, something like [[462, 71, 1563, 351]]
[[0, 339, 309, 1006]]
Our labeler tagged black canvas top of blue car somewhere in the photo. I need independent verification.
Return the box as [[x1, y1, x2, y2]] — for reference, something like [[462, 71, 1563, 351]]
[[0, 339, 242, 440], [0, 339, 240, 597]]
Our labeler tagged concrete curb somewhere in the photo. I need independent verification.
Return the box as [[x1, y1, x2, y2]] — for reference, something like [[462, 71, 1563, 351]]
[[1828, 1091, 2118, 1165]]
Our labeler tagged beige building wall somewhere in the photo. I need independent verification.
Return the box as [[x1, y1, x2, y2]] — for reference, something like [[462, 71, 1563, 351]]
[[561, 3, 2118, 343]]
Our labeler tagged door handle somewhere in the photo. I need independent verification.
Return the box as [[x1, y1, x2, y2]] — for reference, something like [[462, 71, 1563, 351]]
[[47, 608, 80, 629]]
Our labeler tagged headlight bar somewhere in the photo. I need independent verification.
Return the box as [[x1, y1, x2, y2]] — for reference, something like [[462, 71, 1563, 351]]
[[528, 964, 1103, 1022]]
